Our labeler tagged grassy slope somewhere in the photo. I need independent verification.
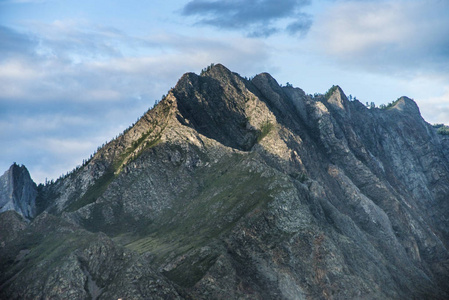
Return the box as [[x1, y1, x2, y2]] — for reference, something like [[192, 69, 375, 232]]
[[124, 152, 275, 287]]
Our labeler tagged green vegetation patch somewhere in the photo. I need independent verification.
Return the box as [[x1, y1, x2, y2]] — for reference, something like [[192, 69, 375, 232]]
[[113, 130, 154, 171], [324, 85, 339, 99], [200, 63, 215, 75], [130, 135, 162, 163], [132, 129, 153, 149], [290, 171, 308, 183], [379, 98, 401, 110], [433, 124, 449, 135], [257, 121, 274, 142], [437, 126, 449, 135], [64, 170, 115, 212]]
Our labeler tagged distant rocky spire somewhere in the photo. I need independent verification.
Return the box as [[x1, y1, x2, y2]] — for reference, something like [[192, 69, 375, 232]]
[[0, 163, 37, 219]]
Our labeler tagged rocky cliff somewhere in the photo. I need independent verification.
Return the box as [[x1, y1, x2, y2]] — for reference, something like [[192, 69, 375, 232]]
[[1, 64, 449, 299], [0, 163, 37, 219]]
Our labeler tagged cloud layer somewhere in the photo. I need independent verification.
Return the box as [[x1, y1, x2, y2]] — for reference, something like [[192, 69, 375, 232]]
[[312, 0, 449, 76], [182, 0, 312, 37]]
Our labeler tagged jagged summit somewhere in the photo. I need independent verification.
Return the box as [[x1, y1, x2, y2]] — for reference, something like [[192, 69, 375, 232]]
[[200, 62, 232, 76], [0, 163, 37, 219], [390, 96, 421, 115], [174, 63, 261, 150], [1, 64, 449, 299], [324, 85, 350, 112]]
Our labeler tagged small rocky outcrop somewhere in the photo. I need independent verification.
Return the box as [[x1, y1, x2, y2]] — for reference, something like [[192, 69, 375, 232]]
[[0, 163, 37, 219]]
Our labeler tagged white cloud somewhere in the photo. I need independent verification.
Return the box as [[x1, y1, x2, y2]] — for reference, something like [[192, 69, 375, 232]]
[[0, 114, 91, 136], [0, 60, 40, 79], [418, 87, 449, 125], [23, 137, 101, 182], [311, 0, 449, 75]]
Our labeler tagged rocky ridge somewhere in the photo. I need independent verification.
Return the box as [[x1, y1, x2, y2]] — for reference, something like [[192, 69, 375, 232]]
[[1, 64, 449, 299]]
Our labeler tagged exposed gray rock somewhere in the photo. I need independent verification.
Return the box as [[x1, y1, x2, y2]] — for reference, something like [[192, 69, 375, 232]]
[[0, 163, 37, 218], [0, 212, 183, 299], [0, 211, 27, 248]]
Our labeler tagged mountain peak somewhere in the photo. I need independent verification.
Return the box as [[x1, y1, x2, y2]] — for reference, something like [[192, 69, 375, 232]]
[[392, 96, 420, 115], [0, 163, 37, 219], [206, 62, 229, 72], [325, 85, 350, 112], [9, 162, 28, 177], [200, 63, 232, 78], [252, 72, 282, 90], [173, 64, 259, 151]]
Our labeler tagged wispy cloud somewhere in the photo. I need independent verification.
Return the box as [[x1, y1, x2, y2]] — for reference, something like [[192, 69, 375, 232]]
[[181, 0, 312, 37], [417, 86, 449, 125], [312, 0, 449, 76]]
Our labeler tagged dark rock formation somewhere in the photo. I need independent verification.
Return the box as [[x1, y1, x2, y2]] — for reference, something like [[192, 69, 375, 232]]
[[0, 163, 37, 219], [1, 64, 449, 299]]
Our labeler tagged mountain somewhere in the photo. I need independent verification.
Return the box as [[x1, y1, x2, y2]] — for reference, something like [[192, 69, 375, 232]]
[[0, 163, 37, 219], [1, 64, 449, 299]]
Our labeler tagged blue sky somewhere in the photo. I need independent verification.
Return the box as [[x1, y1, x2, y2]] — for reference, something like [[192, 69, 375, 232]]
[[1, 0, 449, 183]]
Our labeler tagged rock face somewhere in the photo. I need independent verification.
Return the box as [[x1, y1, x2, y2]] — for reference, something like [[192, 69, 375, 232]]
[[1, 64, 449, 299], [0, 163, 37, 219]]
